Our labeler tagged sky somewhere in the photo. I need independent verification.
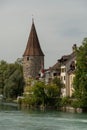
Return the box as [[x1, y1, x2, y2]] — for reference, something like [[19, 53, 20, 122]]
[[0, 0, 87, 68]]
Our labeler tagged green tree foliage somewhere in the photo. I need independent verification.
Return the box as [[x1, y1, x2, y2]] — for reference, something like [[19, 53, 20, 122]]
[[46, 83, 60, 107], [0, 61, 8, 94], [23, 77, 63, 108], [52, 77, 64, 96], [0, 60, 24, 99], [23, 79, 37, 106], [50, 77, 63, 106], [73, 38, 87, 108], [33, 81, 47, 106]]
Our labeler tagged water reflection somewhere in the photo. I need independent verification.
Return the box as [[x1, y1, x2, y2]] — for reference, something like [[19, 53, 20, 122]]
[[0, 103, 18, 111]]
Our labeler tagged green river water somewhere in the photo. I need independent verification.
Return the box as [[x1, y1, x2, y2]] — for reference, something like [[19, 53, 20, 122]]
[[0, 104, 87, 130]]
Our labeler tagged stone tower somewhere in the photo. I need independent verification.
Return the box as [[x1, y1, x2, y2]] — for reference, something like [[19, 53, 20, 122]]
[[23, 20, 44, 80]]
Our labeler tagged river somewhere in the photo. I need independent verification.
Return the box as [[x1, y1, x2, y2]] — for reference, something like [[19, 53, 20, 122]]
[[0, 104, 87, 130]]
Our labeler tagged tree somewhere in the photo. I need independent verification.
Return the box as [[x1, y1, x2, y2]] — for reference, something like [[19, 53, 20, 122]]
[[33, 81, 47, 106], [23, 77, 63, 108], [46, 77, 63, 107], [73, 38, 87, 108], [4, 63, 24, 99], [0, 61, 8, 94], [0, 60, 24, 99], [52, 77, 64, 96]]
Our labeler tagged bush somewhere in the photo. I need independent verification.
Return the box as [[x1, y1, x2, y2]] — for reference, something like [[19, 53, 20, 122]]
[[60, 97, 71, 107], [71, 100, 82, 108]]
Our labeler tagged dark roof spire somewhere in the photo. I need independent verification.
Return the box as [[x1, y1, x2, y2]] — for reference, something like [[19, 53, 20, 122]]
[[23, 21, 44, 56]]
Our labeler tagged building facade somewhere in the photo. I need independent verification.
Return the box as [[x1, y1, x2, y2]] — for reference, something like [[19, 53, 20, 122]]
[[58, 44, 76, 97], [46, 44, 76, 97]]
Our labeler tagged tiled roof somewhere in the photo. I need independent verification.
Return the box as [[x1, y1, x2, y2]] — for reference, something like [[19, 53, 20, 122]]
[[58, 52, 76, 65], [50, 62, 60, 70], [23, 21, 44, 56], [58, 55, 70, 64]]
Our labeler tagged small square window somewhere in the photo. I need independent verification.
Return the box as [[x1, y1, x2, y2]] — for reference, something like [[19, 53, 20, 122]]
[[27, 57, 29, 61]]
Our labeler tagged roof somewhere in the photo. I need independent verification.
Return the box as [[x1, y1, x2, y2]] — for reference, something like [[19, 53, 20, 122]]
[[23, 21, 44, 56], [58, 52, 76, 65], [58, 55, 70, 64], [50, 62, 60, 70]]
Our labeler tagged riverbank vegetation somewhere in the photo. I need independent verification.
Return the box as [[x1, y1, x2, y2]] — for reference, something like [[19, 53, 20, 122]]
[[21, 77, 64, 109]]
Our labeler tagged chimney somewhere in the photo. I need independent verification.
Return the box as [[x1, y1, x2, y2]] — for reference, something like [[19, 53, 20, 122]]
[[72, 44, 77, 52]]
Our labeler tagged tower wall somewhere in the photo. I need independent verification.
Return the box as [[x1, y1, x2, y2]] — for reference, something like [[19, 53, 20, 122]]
[[23, 55, 44, 80]]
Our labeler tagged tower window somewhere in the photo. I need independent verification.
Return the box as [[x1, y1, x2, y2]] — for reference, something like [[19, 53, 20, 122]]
[[27, 57, 29, 61]]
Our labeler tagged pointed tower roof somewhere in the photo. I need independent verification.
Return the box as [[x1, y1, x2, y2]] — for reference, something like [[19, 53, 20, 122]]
[[23, 20, 44, 56]]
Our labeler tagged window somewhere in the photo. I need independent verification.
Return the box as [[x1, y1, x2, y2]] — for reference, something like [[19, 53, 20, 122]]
[[64, 76, 66, 80], [53, 72, 57, 76], [61, 68, 66, 72], [27, 57, 29, 61]]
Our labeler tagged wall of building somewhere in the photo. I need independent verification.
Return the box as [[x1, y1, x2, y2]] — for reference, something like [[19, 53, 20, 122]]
[[60, 65, 66, 97], [66, 56, 76, 96], [23, 56, 44, 80], [69, 73, 75, 97]]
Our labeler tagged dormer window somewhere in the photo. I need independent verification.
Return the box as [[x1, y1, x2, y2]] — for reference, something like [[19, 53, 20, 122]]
[[70, 61, 75, 70]]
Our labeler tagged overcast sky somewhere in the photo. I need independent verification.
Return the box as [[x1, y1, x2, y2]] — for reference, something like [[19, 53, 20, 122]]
[[0, 0, 87, 68]]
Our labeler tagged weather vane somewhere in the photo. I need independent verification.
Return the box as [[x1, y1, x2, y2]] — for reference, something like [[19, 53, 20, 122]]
[[32, 14, 34, 23]]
